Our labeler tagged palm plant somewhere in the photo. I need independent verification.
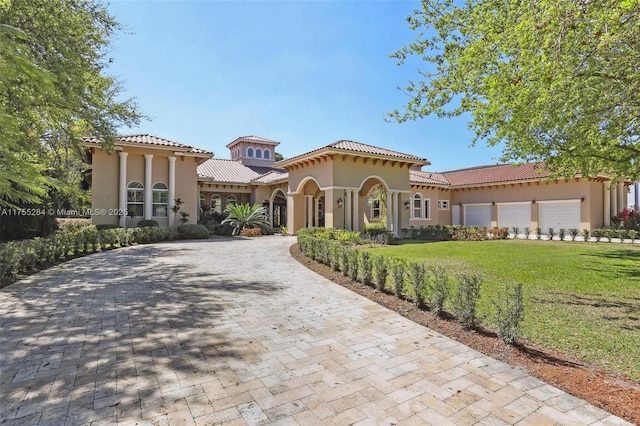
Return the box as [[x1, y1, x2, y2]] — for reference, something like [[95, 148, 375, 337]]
[[222, 203, 271, 235]]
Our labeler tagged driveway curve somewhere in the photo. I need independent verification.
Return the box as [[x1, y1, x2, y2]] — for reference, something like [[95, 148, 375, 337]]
[[0, 236, 630, 425]]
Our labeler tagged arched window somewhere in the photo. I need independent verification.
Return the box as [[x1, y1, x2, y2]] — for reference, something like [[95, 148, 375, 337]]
[[211, 194, 222, 214], [256, 148, 262, 158], [263, 149, 270, 159], [247, 147, 254, 157], [412, 193, 423, 219], [152, 183, 168, 217], [127, 182, 144, 217], [226, 195, 237, 207], [200, 193, 206, 209]]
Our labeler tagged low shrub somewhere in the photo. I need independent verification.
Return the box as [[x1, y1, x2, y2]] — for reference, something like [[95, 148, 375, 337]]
[[347, 248, 359, 280], [176, 224, 210, 240], [56, 218, 92, 232], [137, 219, 159, 228], [96, 224, 119, 230], [428, 266, 449, 316], [452, 273, 483, 328], [495, 283, 525, 345], [372, 255, 388, 291], [558, 228, 566, 241], [407, 262, 427, 308], [358, 251, 373, 286], [240, 227, 262, 237], [390, 259, 406, 298], [329, 243, 342, 271], [568, 228, 579, 241]]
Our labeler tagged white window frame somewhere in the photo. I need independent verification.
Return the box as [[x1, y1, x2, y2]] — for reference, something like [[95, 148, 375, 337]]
[[247, 147, 254, 157], [226, 194, 237, 207], [127, 181, 144, 217], [437, 200, 450, 210], [256, 148, 262, 158], [424, 198, 431, 220], [412, 193, 422, 219], [152, 183, 168, 217], [263, 149, 270, 159], [211, 194, 222, 214]]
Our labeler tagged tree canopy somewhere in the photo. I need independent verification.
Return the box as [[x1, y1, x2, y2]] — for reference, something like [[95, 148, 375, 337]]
[[390, 0, 640, 180], [0, 0, 142, 208]]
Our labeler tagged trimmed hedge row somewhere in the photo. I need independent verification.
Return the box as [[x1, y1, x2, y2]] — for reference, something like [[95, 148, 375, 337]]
[[297, 228, 525, 344], [399, 225, 509, 241], [0, 225, 172, 287]]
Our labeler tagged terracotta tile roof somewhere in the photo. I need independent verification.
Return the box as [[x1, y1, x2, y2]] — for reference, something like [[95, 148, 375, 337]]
[[329, 140, 428, 161], [410, 170, 450, 186], [197, 159, 280, 184], [84, 133, 212, 155], [276, 139, 429, 167], [226, 135, 280, 148], [252, 170, 288, 184], [442, 163, 552, 187]]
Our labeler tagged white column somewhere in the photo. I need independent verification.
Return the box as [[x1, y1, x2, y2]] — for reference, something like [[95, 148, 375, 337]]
[[168, 156, 176, 226], [386, 191, 392, 231], [269, 198, 274, 227], [617, 183, 625, 213], [352, 191, 359, 232], [306, 195, 313, 228], [392, 192, 399, 235], [345, 190, 352, 230], [314, 198, 320, 227], [610, 182, 618, 221], [604, 183, 611, 227], [144, 154, 153, 220], [118, 152, 128, 227]]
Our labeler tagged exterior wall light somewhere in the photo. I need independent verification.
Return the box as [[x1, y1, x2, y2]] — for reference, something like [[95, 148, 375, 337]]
[[337, 197, 343, 208], [404, 200, 411, 209]]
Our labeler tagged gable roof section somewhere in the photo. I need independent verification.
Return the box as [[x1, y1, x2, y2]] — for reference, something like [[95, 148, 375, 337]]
[[442, 163, 552, 187], [275, 139, 429, 168], [251, 170, 288, 184], [226, 135, 281, 149], [84, 133, 212, 155], [198, 158, 283, 184]]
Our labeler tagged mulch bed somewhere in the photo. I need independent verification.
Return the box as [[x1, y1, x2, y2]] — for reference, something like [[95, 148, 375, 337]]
[[290, 243, 640, 425]]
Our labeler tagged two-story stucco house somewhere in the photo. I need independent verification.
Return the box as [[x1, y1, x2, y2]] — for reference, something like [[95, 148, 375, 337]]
[[84, 134, 629, 235]]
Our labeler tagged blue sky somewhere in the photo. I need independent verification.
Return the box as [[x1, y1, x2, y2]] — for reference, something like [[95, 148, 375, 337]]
[[106, 0, 505, 172]]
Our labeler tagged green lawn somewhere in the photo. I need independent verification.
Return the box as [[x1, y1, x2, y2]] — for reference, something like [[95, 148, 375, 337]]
[[367, 240, 640, 382]]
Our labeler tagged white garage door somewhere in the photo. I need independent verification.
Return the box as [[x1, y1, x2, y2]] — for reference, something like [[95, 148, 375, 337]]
[[464, 205, 491, 227], [539, 201, 580, 231], [498, 204, 531, 230]]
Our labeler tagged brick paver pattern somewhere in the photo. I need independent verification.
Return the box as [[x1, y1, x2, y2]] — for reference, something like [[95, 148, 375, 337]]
[[0, 236, 631, 425]]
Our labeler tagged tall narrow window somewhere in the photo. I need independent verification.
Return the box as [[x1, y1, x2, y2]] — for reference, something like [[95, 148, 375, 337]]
[[264, 150, 270, 159], [412, 193, 422, 219], [247, 147, 254, 157], [211, 194, 222, 214], [127, 182, 144, 217], [256, 148, 262, 158], [152, 183, 168, 217], [371, 199, 381, 219], [424, 198, 431, 220], [226, 194, 237, 208]]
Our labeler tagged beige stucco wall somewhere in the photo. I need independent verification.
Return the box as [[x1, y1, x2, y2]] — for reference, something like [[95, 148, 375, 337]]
[[90, 145, 202, 228], [408, 187, 451, 228]]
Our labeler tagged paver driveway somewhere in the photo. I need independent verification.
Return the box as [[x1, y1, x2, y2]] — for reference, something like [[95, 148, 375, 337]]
[[0, 236, 631, 425]]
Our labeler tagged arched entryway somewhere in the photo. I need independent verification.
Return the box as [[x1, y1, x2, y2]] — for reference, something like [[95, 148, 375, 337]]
[[267, 189, 288, 229]]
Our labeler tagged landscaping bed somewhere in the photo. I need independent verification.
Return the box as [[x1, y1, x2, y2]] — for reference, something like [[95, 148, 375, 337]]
[[290, 243, 640, 425]]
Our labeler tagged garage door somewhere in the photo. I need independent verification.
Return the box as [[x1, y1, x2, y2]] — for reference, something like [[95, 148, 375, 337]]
[[464, 205, 491, 227], [539, 201, 580, 231], [498, 204, 531, 230]]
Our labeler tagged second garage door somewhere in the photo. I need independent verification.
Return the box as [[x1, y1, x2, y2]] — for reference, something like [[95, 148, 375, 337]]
[[498, 203, 531, 230], [464, 205, 491, 227], [539, 201, 581, 231]]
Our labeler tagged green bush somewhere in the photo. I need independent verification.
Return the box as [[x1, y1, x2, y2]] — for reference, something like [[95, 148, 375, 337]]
[[428, 266, 449, 316], [137, 219, 159, 228], [358, 251, 373, 286], [568, 228, 579, 241], [347, 248, 359, 280], [495, 284, 525, 345], [372, 255, 388, 291], [390, 259, 406, 298], [452, 274, 483, 328], [176, 224, 210, 240], [329, 243, 342, 271], [407, 262, 427, 308], [96, 223, 119, 230]]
